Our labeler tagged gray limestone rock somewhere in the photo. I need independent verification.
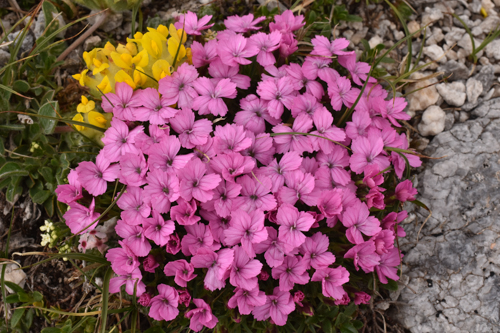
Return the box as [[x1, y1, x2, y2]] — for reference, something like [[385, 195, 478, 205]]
[[438, 60, 470, 81], [7, 31, 34, 56], [395, 97, 500, 332], [473, 65, 495, 95]]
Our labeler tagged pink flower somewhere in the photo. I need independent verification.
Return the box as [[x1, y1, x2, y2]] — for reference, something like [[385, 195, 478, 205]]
[[178, 289, 191, 307], [149, 284, 179, 321], [276, 203, 315, 251], [135, 88, 177, 124], [253, 287, 295, 326], [257, 77, 295, 119], [217, 33, 259, 66], [143, 210, 175, 246], [293, 291, 305, 306], [262, 151, 303, 193], [169, 108, 212, 149], [101, 82, 142, 121], [277, 170, 318, 206], [371, 230, 395, 255], [228, 287, 267, 315], [344, 240, 381, 273], [158, 63, 199, 109], [234, 175, 277, 213], [174, 11, 213, 35], [241, 132, 276, 165], [166, 233, 182, 254], [115, 219, 151, 257], [191, 40, 218, 68], [163, 259, 197, 287], [143, 169, 180, 214], [138, 292, 152, 306], [116, 186, 150, 226], [317, 189, 343, 218], [338, 53, 376, 86], [390, 133, 422, 179], [334, 292, 350, 305], [134, 124, 169, 155], [211, 152, 255, 183], [179, 158, 221, 203], [311, 107, 346, 154], [63, 199, 99, 235], [76, 152, 120, 196], [328, 76, 359, 111], [380, 97, 410, 127], [342, 201, 382, 244], [346, 109, 372, 140], [376, 248, 401, 284], [143, 254, 159, 273], [254, 227, 287, 268], [170, 198, 201, 225], [119, 153, 147, 187], [299, 232, 336, 269], [229, 246, 263, 290], [109, 267, 146, 296], [224, 210, 268, 258], [259, 270, 270, 281], [101, 119, 143, 163], [272, 255, 309, 291], [290, 93, 322, 118], [148, 136, 193, 173], [191, 248, 234, 291], [311, 36, 351, 58], [181, 223, 217, 256], [273, 114, 314, 154], [202, 180, 242, 218], [192, 77, 237, 116], [213, 124, 252, 155], [55, 169, 82, 204], [363, 164, 384, 189], [269, 10, 305, 33], [395, 180, 417, 202], [311, 266, 350, 299], [208, 59, 250, 89], [354, 292, 371, 305], [202, 210, 231, 244], [286, 65, 324, 100], [381, 211, 407, 237], [302, 56, 333, 80], [224, 13, 266, 33], [185, 298, 219, 332], [234, 94, 278, 134], [349, 133, 390, 174], [105, 241, 139, 275], [248, 31, 282, 67]]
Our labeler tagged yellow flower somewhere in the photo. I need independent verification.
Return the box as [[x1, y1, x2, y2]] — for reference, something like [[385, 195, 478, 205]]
[[73, 69, 90, 87], [134, 66, 148, 87], [77, 96, 95, 113], [186, 47, 193, 65], [132, 49, 149, 68], [168, 38, 186, 62], [169, 24, 187, 44], [97, 75, 112, 94], [152, 59, 172, 81], [142, 30, 166, 59], [481, 7, 488, 17], [115, 70, 136, 89], [88, 111, 109, 129], [72, 113, 85, 131], [111, 51, 133, 69], [102, 41, 116, 56], [157, 24, 169, 38], [92, 57, 109, 75]]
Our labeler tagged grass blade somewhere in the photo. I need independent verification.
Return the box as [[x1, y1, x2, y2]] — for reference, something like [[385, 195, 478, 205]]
[[100, 267, 114, 333]]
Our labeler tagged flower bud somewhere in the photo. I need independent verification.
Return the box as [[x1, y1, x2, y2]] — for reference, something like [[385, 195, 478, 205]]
[[143, 254, 159, 273], [138, 292, 152, 306]]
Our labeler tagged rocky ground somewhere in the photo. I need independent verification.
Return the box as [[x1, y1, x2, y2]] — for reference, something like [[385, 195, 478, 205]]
[[2, 0, 500, 331]]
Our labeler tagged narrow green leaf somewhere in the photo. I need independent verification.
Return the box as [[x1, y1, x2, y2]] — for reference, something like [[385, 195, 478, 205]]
[[100, 267, 114, 333], [39, 101, 58, 134], [5, 294, 20, 303], [11, 307, 25, 328], [411, 199, 430, 211], [0, 124, 25, 131], [0, 83, 31, 99], [0, 162, 29, 179], [4, 281, 24, 294]]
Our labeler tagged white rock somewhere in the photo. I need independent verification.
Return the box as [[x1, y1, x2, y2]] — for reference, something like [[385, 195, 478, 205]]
[[494, 0, 500, 7], [444, 27, 465, 46], [471, 26, 483, 37], [470, 0, 482, 13], [83, 35, 102, 52], [88, 10, 123, 33], [424, 44, 446, 63], [0, 49, 9, 67], [368, 35, 383, 49], [458, 34, 483, 56], [394, 30, 405, 40], [406, 72, 441, 112], [466, 78, 483, 103], [342, 30, 354, 40], [422, 7, 444, 26], [426, 27, 444, 45], [479, 16, 500, 34], [3, 264, 26, 293], [479, 57, 490, 65], [436, 82, 467, 106], [408, 20, 421, 37], [482, 0, 496, 13], [418, 105, 446, 136], [485, 40, 500, 60]]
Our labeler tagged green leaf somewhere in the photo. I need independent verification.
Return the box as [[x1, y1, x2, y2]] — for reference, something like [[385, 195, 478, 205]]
[[0, 137, 4, 155], [381, 278, 399, 291], [42, 328, 62, 333], [40, 90, 56, 106], [143, 328, 166, 333], [30, 188, 51, 204], [39, 167, 55, 184], [13, 80, 30, 93], [340, 322, 358, 333], [0, 162, 29, 179], [352, 320, 363, 330], [0, 177, 10, 191], [335, 312, 350, 327], [5, 294, 20, 303], [100, 267, 114, 333], [323, 320, 333, 333], [32, 291, 43, 302], [344, 302, 357, 317], [38, 101, 58, 134], [4, 281, 24, 294], [0, 124, 25, 131], [10, 308, 25, 328], [44, 196, 55, 217], [18, 291, 30, 302], [29, 123, 42, 141], [6, 183, 23, 202], [411, 199, 430, 211]]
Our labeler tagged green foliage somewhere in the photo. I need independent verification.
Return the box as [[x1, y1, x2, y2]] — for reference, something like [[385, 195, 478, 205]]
[[0, 281, 43, 332]]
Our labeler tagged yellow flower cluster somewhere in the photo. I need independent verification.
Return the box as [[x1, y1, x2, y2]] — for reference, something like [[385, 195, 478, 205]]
[[71, 24, 191, 143]]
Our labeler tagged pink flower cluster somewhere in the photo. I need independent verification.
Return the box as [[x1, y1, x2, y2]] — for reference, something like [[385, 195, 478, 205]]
[[57, 10, 420, 331]]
